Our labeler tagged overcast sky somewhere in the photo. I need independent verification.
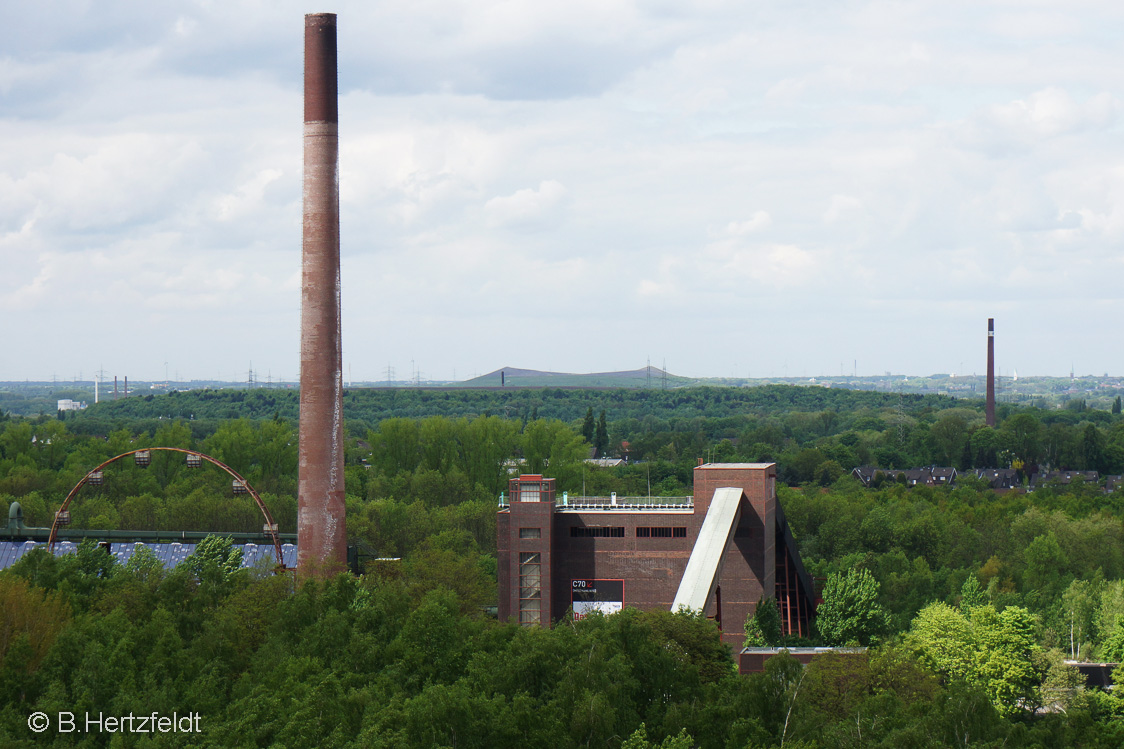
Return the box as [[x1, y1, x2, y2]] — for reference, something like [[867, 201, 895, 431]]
[[3, 1, 1123, 382]]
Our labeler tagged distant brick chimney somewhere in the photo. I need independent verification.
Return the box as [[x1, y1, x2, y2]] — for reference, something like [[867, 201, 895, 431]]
[[986, 318, 995, 428]]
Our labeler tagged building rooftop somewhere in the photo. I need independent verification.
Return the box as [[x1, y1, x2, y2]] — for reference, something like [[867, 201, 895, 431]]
[[0, 540, 297, 571], [499, 494, 693, 511], [697, 462, 775, 469]]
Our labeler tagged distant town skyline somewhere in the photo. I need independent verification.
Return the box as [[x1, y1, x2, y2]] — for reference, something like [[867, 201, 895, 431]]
[[4, 2, 1124, 381]]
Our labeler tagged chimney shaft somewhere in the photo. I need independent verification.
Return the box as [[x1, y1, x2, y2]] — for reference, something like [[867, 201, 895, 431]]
[[986, 318, 995, 427], [298, 13, 347, 577]]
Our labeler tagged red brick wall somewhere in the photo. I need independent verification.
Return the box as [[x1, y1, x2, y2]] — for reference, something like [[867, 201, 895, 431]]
[[551, 512, 696, 620], [499, 498, 556, 625], [692, 464, 777, 644], [498, 464, 779, 646]]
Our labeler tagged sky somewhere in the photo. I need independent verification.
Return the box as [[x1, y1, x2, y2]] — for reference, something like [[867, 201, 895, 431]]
[[3, 1, 1124, 383]]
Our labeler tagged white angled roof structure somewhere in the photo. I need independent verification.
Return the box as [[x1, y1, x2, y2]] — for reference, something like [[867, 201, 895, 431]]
[[671, 486, 743, 613]]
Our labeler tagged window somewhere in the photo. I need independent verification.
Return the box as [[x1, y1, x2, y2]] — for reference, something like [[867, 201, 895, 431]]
[[636, 527, 687, 538], [570, 526, 625, 538], [518, 485, 541, 502], [519, 527, 541, 539], [519, 552, 542, 625]]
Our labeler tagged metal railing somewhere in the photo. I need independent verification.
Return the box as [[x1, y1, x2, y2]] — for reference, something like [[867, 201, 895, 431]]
[[499, 493, 693, 510]]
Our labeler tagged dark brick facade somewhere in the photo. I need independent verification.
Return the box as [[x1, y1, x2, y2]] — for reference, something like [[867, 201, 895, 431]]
[[498, 463, 812, 645]]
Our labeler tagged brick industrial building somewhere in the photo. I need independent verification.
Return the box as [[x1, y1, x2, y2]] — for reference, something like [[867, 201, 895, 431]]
[[497, 462, 816, 645]]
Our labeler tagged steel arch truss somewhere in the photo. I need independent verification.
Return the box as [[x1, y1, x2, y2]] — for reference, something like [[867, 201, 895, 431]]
[[49, 447, 286, 569]]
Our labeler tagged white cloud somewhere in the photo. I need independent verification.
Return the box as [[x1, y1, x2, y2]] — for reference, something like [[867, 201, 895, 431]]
[[724, 212, 772, 236], [6, 1, 1124, 378], [484, 180, 568, 229], [823, 196, 861, 224], [214, 168, 284, 221], [988, 88, 1116, 140]]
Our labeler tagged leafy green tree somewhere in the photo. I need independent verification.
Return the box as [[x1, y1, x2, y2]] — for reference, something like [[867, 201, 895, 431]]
[[1022, 532, 1068, 596], [403, 530, 495, 614], [521, 420, 592, 491], [1100, 618, 1124, 662], [521, 419, 560, 475], [1058, 578, 1098, 660], [1097, 581, 1124, 659], [582, 407, 595, 444], [959, 574, 988, 613], [908, 602, 1041, 717], [419, 416, 460, 474], [462, 416, 519, 496], [184, 535, 244, 587], [594, 410, 609, 457], [744, 596, 783, 647], [969, 425, 1001, 467], [634, 608, 735, 684], [123, 544, 166, 584], [1002, 412, 1043, 467], [816, 568, 889, 646], [931, 412, 969, 468], [622, 723, 694, 749], [368, 418, 421, 476], [813, 459, 844, 486], [1036, 648, 1087, 714], [0, 575, 70, 675], [1081, 423, 1107, 472]]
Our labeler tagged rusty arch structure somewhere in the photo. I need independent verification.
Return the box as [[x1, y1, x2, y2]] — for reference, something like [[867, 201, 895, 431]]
[[49, 447, 286, 568]]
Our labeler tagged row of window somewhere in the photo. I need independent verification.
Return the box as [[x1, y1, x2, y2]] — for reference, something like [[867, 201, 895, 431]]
[[636, 526, 688, 538], [570, 526, 626, 538], [566, 526, 687, 538], [519, 527, 690, 539]]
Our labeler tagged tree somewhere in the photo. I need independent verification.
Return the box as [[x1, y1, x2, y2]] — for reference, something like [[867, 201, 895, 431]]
[[520, 419, 556, 475], [582, 407, 595, 444], [368, 418, 421, 476], [622, 724, 694, 749], [1002, 413, 1043, 467], [814, 459, 844, 486], [462, 416, 520, 496], [1036, 649, 1087, 714], [959, 574, 988, 613], [908, 602, 1042, 717], [0, 575, 70, 674], [403, 531, 495, 614], [744, 596, 782, 647], [185, 535, 244, 587], [969, 425, 1001, 468], [815, 568, 888, 646], [1080, 423, 1106, 473], [594, 410, 609, 457], [1114, 396, 1122, 415], [930, 412, 969, 468]]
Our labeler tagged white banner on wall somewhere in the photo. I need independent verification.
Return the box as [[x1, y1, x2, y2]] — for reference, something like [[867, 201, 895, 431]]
[[571, 579, 624, 620]]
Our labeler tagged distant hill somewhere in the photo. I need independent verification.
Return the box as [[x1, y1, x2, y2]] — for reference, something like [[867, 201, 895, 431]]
[[461, 366, 693, 389]]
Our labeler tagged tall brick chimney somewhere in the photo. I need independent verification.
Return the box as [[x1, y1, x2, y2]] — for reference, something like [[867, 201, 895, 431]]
[[986, 318, 995, 428], [298, 13, 347, 577]]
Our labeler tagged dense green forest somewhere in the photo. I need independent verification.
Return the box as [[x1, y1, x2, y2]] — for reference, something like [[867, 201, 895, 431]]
[[54, 385, 958, 436], [4, 386, 1124, 745]]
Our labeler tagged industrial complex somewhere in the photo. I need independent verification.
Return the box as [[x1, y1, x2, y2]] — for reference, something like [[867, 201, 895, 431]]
[[498, 462, 816, 645]]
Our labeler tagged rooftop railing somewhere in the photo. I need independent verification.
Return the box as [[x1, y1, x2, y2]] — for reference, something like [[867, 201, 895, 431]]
[[498, 493, 693, 510]]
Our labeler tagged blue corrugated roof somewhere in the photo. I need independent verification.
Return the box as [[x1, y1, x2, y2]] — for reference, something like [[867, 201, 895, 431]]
[[0, 541, 297, 571]]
